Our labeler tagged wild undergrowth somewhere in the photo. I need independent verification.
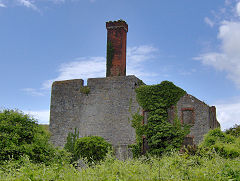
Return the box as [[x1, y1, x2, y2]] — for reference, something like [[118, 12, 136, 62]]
[[1, 151, 239, 181]]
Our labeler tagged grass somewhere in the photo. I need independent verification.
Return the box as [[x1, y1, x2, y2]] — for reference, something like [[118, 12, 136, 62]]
[[39, 124, 49, 133], [1, 151, 239, 181]]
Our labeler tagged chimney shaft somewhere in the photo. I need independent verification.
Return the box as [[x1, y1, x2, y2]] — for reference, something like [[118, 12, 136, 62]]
[[106, 20, 128, 77]]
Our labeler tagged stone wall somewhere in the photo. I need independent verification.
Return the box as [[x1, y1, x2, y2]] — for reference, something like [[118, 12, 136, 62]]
[[49, 75, 142, 159], [50, 77, 220, 158], [168, 94, 220, 145]]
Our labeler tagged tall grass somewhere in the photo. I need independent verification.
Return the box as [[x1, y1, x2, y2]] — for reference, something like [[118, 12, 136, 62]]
[[1, 151, 239, 181]]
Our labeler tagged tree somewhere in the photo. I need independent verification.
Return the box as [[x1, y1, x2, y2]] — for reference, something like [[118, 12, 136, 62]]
[[200, 128, 240, 158], [225, 124, 240, 138], [0, 109, 69, 164]]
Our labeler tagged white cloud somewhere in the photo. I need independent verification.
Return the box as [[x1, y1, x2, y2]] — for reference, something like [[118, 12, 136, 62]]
[[237, 1, 240, 16], [216, 100, 240, 130], [127, 45, 159, 78], [24, 110, 50, 124], [0, 2, 6, 7], [204, 17, 214, 27], [42, 45, 159, 89], [22, 88, 45, 96], [17, 0, 38, 10], [1, 0, 93, 10], [127, 45, 158, 63], [195, 14, 240, 88], [42, 56, 106, 89], [196, 1, 240, 131]]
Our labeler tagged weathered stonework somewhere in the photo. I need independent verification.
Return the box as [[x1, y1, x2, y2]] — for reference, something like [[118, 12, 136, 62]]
[[50, 75, 142, 159], [50, 20, 220, 159], [50, 78, 220, 158], [168, 94, 220, 145]]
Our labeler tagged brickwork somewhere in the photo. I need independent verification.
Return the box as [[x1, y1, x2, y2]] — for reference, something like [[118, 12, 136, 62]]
[[106, 20, 128, 77]]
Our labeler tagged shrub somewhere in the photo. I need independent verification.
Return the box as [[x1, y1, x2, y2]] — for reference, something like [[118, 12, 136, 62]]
[[225, 124, 240, 138], [200, 128, 240, 158], [80, 86, 90, 95], [182, 145, 198, 156], [74, 136, 111, 163], [64, 128, 80, 162], [0, 109, 70, 165]]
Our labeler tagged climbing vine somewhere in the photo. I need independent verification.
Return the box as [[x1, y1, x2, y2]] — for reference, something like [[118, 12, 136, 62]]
[[131, 81, 190, 157], [106, 41, 114, 77]]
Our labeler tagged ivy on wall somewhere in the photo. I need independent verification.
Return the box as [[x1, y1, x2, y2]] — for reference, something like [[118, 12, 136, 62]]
[[106, 41, 114, 77], [131, 81, 190, 157]]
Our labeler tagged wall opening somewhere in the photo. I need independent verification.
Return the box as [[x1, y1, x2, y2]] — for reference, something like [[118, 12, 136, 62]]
[[183, 136, 194, 146], [181, 108, 195, 125], [142, 110, 148, 125]]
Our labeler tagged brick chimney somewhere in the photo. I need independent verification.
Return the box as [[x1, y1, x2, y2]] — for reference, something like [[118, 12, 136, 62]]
[[106, 20, 128, 77]]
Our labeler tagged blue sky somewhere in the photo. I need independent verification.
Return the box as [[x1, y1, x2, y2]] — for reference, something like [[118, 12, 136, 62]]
[[0, 0, 240, 130]]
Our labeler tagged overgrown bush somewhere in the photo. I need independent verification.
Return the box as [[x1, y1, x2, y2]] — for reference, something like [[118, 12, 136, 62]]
[[64, 128, 80, 162], [182, 145, 198, 156], [74, 136, 111, 163], [0, 109, 70, 165], [200, 128, 240, 159], [225, 124, 240, 137]]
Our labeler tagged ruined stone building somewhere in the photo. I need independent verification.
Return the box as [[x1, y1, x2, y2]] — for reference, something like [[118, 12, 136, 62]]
[[49, 20, 220, 159]]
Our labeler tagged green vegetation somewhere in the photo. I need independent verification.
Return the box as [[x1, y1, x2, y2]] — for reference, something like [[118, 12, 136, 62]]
[[106, 41, 114, 76], [64, 128, 80, 162], [1, 109, 239, 180], [80, 86, 90, 95], [39, 124, 49, 133], [131, 81, 190, 157], [1, 151, 239, 180], [200, 128, 240, 159], [74, 136, 112, 163], [225, 124, 240, 138], [64, 129, 111, 163], [0, 109, 70, 165]]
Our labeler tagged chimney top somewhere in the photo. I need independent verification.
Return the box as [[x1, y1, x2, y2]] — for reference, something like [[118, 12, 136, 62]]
[[106, 20, 128, 77], [106, 19, 128, 32]]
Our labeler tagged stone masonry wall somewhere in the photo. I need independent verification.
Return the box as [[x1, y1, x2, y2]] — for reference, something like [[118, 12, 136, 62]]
[[171, 94, 220, 145], [50, 75, 143, 159]]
